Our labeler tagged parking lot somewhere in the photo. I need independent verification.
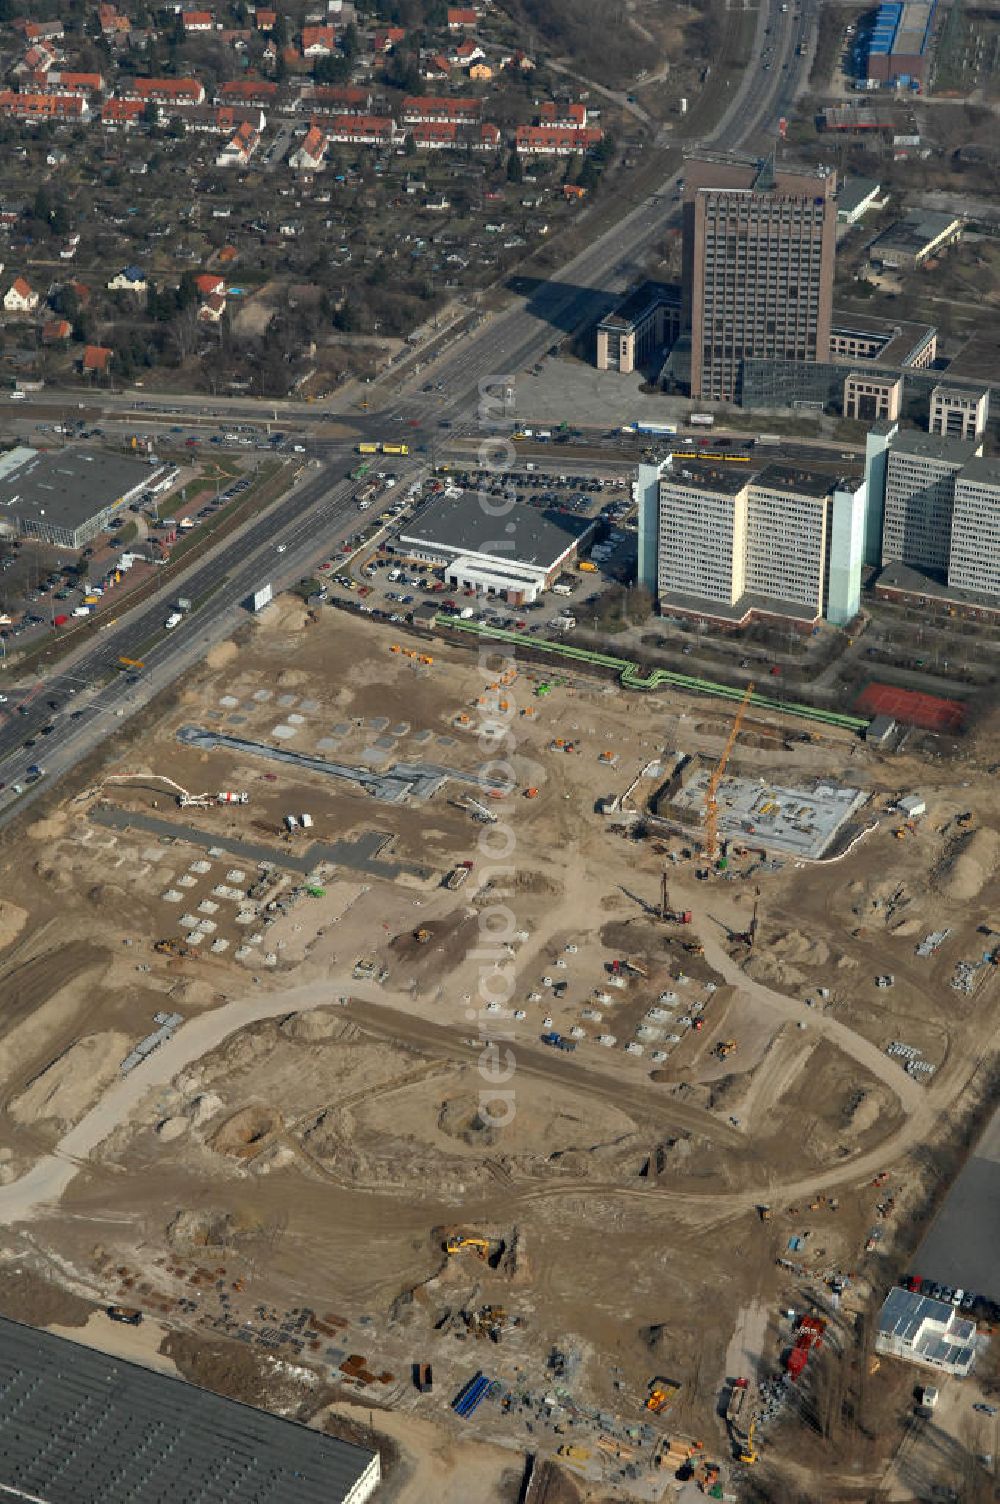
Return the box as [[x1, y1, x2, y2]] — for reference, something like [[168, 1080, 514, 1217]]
[[315, 465, 638, 633]]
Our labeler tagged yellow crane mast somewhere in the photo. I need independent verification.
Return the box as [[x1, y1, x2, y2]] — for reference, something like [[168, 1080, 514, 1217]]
[[704, 683, 755, 864]]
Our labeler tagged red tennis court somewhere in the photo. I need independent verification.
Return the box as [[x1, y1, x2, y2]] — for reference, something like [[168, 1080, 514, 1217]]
[[855, 682, 967, 732]]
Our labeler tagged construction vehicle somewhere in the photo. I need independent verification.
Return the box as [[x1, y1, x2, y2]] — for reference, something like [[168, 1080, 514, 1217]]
[[451, 795, 498, 824], [660, 873, 692, 925], [557, 1444, 591, 1462], [739, 1419, 757, 1465], [106, 1306, 143, 1326], [683, 940, 704, 955], [714, 1039, 737, 1060], [444, 861, 474, 890], [726, 1376, 749, 1427], [703, 682, 755, 864], [445, 1235, 493, 1260], [103, 772, 248, 808], [645, 1376, 682, 1414], [733, 887, 761, 948], [413, 1362, 433, 1393], [414, 928, 432, 944], [758, 1205, 772, 1221]]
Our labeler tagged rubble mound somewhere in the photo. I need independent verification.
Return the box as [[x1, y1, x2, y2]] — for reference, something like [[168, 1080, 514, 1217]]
[[210, 1104, 283, 1159], [935, 828, 1000, 902], [279, 1010, 358, 1044], [166, 1208, 238, 1249], [156, 1117, 189, 1142]]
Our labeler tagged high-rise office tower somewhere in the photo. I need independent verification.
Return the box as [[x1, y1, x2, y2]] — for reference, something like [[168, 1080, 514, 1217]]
[[682, 152, 837, 403]]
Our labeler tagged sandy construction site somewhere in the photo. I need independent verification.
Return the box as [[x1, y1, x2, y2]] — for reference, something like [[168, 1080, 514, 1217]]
[[0, 598, 998, 1501]]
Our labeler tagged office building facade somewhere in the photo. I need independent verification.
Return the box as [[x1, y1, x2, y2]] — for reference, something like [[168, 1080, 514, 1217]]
[[949, 456, 1000, 597], [682, 152, 837, 404], [881, 431, 980, 575], [929, 384, 989, 441], [642, 458, 866, 628]]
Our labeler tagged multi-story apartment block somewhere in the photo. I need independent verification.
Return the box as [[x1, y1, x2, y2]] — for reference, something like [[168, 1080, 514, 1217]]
[[881, 431, 981, 575], [948, 456, 1000, 598], [638, 458, 866, 627], [682, 152, 837, 403]]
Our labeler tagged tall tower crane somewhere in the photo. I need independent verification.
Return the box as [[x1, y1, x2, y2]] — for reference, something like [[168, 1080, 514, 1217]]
[[704, 682, 755, 864]]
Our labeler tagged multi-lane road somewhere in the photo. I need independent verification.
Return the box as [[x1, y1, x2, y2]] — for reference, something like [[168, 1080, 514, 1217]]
[[0, 0, 822, 818]]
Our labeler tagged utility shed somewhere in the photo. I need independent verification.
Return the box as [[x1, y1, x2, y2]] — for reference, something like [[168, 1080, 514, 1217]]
[[898, 792, 926, 817], [0, 1315, 381, 1503]]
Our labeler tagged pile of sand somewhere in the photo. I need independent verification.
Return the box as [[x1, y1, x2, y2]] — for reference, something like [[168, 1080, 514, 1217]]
[[8, 1031, 130, 1131], [210, 1104, 283, 1159], [0, 900, 28, 950], [279, 1009, 358, 1044], [935, 828, 1000, 902], [768, 929, 831, 967]]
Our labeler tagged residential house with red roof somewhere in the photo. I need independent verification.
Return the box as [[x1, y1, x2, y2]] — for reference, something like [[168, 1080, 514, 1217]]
[[402, 95, 481, 123], [301, 24, 335, 56], [215, 118, 260, 165], [289, 124, 328, 170], [121, 78, 206, 106], [447, 8, 478, 28], [182, 10, 215, 31], [326, 114, 394, 145], [0, 91, 88, 121], [4, 278, 39, 314], [515, 124, 603, 155], [82, 345, 113, 374], [540, 101, 589, 128]]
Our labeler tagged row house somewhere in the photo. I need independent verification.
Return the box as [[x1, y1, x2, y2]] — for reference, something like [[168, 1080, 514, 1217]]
[[101, 97, 146, 126], [184, 104, 267, 134], [514, 124, 603, 155], [327, 113, 394, 145], [0, 90, 89, 121], [38, 72, 106, 97], [401, 95, 481, 124], [16, 19, 65, 43], [539, 101, 588, 128], [409, 120, 501, 152], [300, 84, 372, 115], [216, 118, 260, 166], [447, 8, 478, 28], [289, 124, 328, 171], [182, 11, 215, 31], [218, 79, 279, 107], [301, 25, 336, 56], [120, 78, 206, 106]]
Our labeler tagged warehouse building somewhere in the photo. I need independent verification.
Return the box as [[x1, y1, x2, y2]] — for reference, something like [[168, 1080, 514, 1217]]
[[0, 1316, 381, 1503], [868, 209, 963, 271], [0, 446, 168, 548], [396, 491, 593, 604], [863, 0, 937, 87]]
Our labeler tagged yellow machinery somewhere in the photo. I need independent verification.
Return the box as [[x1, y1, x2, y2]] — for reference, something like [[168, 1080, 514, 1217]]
[[414, 928, 431, 944], [704, 683, 755, 863], [445, 1235, 492, 1259], [715, 1039, 737, 1059], [739, 1420, 758, 1465]]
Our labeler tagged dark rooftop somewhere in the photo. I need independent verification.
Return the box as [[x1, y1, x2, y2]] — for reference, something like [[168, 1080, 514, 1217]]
[[752, 462, 841, 499], [663, 461, 754, 496], [0, 1315, 379, 1504], [890, 430, 981, 465], [399, 490, 591, 568], [0, 446, 166, 532]]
